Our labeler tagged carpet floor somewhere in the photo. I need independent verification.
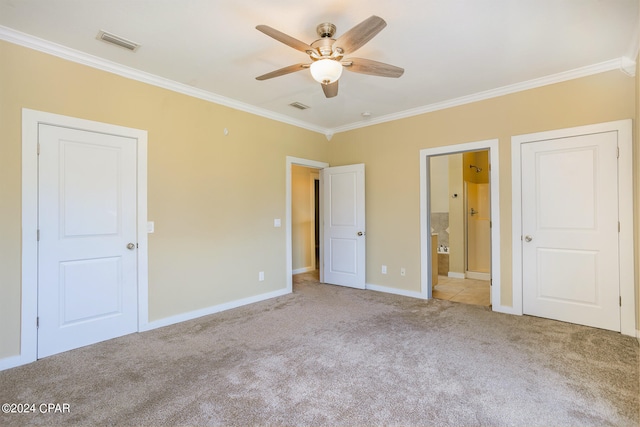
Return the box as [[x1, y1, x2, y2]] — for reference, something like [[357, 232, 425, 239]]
[[1, 271, 638, 426]]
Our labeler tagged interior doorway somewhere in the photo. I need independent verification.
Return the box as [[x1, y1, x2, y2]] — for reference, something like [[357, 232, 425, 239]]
[[285, 157, 328, 293], [419, 139, 502, 312], [291, 164, 321, 275], [428, 150, 491, 306]]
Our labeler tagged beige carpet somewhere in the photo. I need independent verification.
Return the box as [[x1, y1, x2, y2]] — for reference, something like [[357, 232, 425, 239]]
[[1, 271, 638, 426]]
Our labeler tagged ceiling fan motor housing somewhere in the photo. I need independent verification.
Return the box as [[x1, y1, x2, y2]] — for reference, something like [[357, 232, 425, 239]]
[[316, 23, 336, 38]]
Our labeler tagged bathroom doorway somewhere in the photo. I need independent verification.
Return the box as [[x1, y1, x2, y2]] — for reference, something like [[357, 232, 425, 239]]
[[429, 149, 491, 306]]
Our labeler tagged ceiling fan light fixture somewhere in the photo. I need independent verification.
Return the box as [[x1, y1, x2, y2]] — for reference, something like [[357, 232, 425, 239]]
[[310, 59, 343, 84]]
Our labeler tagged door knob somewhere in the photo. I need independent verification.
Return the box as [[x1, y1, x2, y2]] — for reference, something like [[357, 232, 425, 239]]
[[524, 235, 533, 242], [127, 243, 136, 250], [357, 231, 364, 236]]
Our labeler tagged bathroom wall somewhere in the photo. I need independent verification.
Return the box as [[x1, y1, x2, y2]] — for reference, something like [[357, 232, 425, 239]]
[[430, 155, 450, 248], [448, 154, 464, 276]]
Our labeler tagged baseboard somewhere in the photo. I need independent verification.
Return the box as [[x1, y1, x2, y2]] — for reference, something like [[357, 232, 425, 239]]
[[448, 272, 466, 279], [140, 287, 291, 332], [0, 354, 31, 372], [292, 266, 315, 275], [366, 283, 424, 299], [466, 271, 491, 281], [492, 304, 522, 316]]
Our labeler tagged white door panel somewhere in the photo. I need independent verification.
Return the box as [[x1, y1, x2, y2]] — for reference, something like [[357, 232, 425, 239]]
[[38, 124, 138, 358], [322, 164, 365, 289], [521, 131, 619, 331]]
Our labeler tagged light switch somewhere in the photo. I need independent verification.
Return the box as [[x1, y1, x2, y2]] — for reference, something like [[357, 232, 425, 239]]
[[147, 221, 155, 233], [274, 219, 281, 228]]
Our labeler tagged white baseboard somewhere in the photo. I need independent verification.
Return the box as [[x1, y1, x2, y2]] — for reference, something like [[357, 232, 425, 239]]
[[141, 287, 291, 332], [366, 283, 424, 299], [292, 266, 315, 275], [448, 272, 466, 279], [466, 271, 491, 281], [0, 354, 29, 372], [492, 304, 523, 316]]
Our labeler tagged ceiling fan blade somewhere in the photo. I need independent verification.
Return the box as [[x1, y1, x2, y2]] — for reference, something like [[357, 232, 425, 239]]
[[322, 81, 339, 98], [333, 15, 387, 55], [256, 25, 315, 54], [343, 58, 404, 78], [256, 63, 309, 80]]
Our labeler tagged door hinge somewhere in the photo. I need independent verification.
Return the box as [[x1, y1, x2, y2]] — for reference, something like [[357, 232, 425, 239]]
[[37, 143, 40, 155], [490, 221, 492, 228], [619, 296, 622, 307], [37, 229, 40, 241], [618, 222, 620, 233], [617, 147, 619, 158], [36, 317, 39, 328]]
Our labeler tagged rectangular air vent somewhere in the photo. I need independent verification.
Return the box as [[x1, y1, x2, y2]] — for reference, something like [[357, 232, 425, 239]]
[[289, 102, 310, 110], [96, 30, 140, 52]]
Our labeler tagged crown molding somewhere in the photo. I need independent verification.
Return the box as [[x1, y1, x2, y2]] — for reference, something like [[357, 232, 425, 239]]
[[1, 25, 633, 139], [331, 57, 633, 134], [0, 25, 330, 136]]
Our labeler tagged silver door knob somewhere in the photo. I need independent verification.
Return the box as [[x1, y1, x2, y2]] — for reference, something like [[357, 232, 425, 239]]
[[524, 235, 533, 242], [127, 243, 136, 250], [357, 231, 364, 236]]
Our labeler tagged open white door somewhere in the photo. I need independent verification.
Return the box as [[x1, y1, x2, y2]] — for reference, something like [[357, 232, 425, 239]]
[[322, 164, 366, 289]]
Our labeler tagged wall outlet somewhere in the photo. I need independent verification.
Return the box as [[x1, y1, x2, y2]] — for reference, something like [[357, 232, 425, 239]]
[[381, 265, 387, 274], [259, 271, 265, 281], [400, 268, 406, 276]]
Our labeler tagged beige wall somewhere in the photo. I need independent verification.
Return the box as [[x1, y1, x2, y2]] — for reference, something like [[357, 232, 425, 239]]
[[329, 70, 636, 311], [448, 154, 464, 275], [0, 41, 329, 359], [429, 155, 449, 213]]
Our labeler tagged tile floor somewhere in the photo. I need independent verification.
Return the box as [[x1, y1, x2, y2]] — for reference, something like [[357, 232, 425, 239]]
[[433, 276, 491, 307]]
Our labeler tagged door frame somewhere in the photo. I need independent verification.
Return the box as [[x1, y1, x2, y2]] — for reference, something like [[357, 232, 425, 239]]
[[20, 109, 148, 366], [286, 156, 329, 292], [511, 119, 635, 336], [419, 139, 502, 310]]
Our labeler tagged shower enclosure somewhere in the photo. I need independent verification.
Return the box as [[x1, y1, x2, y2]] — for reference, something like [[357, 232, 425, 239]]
[[465, 181, 491, 279]]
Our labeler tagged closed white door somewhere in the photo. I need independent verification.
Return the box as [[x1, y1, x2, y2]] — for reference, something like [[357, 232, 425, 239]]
[[322, 164, 366, 289], [521, 131, 619, 331], [38, 124, 138, 358]]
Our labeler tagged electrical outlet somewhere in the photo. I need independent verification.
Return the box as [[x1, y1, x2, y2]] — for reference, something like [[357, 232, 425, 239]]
[[259, 271, 265, 281], [381, 265, 387, 274], [400, 268, 406, 276]]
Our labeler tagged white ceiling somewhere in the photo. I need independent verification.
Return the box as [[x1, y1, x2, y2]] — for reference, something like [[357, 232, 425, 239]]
[[0, 0, 638, 136]]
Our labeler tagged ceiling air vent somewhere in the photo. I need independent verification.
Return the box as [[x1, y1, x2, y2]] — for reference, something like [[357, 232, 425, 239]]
[[289, 102, 310, 110], [96, 30, 140, 52]]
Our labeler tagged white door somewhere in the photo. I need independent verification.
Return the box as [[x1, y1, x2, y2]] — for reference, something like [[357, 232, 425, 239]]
[[322, 164, 366, 289], [521, 131, 620, 331], [38, 124, 138, 358]]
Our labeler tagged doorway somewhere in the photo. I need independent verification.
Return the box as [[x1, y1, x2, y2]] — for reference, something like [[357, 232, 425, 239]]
[[285, 157, 328, 293], [428, 150, 491, 306], [511, 120, 635, 335], [419, 139, 503, 312], [291, 164, 320, 275], [21, 109, 149, 366], [286, 157, 367, 291]]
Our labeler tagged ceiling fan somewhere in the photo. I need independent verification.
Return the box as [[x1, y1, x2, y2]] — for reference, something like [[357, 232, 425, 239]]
[[255, 15, 404, 98]]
